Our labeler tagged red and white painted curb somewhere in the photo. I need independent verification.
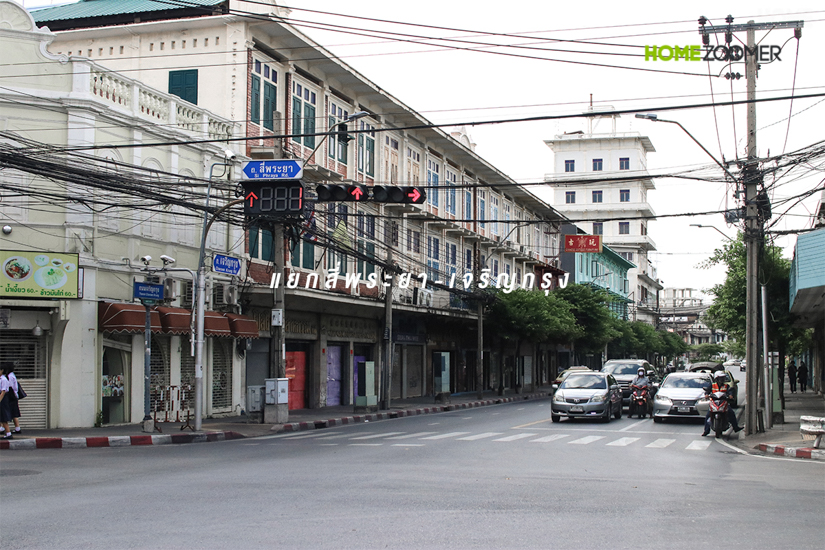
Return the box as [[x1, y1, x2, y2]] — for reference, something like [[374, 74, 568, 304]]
[[756, 443, 825, 461], [0, 431, 244, 451]]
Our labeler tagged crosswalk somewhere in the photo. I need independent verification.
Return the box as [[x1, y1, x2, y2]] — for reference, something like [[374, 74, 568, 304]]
[[266, 429, 720, 452]]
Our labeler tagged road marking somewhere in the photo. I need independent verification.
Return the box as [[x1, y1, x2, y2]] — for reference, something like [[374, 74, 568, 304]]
[[493, 433, 538, 442], [607, 437, 640, 447], [391, 444, 425, 447], [428, 423, 440, 425], [319, 443, 339, 446], [287, 432, 341, 440], [349, 443, 383, 446], [350, 432, 404, 440], [513, 418, 554, 429], [568, 436, 605, 445], [619, 419, 648, 432], [686, 440, 712, 451], [646, 439, 675, 448], [385, 432, 436, 440], [242, 443, 260, 446], [312, 433, 354, 440], [420, 432, 471, 440], [517, 408, 525, 411], [530, 434, 570, 443], [457, 432, 503, 440]]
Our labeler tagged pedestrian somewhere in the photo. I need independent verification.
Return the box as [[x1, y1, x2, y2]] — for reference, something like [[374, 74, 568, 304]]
[[788, 360, 797, 393], [798, 361, 809, 393], [5, 362, 22, 434], [0, 364, 13, 440]]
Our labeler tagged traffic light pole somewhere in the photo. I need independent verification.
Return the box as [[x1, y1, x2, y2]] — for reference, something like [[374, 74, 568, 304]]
[[475, 241, 484, 400], [381, 247, 393, 410]]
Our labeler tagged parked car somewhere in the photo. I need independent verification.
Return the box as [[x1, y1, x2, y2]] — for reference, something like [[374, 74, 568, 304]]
[[551, 372, 622, 423], [739, 361, 747, 372], [601, 360, 657, 405], [652, 372, 714, 422], [552, 366, 591, 387]]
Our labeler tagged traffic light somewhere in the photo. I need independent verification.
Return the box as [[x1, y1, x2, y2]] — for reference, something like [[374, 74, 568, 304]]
[[372, 185, 426, 204], [316, 183, 368, 202], [243, 180, 305, 220], [333, 122, 354, 145], [314, 184, 426, 203]]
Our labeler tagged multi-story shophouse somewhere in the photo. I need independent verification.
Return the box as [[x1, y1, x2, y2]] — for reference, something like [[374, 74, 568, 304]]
[[0, 1, 254, 428], [29, 0, 568, 411], [544, 109, 663, 325]]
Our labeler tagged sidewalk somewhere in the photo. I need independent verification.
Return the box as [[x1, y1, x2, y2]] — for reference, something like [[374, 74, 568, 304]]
[[730, 383, 825, 461], [0, 388, 550, 451]]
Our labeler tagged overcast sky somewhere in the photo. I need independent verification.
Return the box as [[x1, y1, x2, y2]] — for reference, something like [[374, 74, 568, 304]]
[[21, 0, 825, 300]]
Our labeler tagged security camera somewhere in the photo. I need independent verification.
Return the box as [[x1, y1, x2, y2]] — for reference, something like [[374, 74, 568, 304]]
[[224, 149, 237, 161], [160, 255, 176, 265], [140, 255, 152, 265]]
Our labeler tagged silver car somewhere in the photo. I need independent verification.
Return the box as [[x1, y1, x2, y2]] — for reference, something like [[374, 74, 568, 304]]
[[551, 372, 622, 422], [652, 372, 713, 422]]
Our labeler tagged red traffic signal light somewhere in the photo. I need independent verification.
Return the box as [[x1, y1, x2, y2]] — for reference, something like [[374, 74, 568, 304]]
[[372, 186, 426, 204], [315, 184, 367, 202]]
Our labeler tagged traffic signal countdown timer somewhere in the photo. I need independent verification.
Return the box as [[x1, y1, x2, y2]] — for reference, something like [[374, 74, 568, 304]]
[[315, 184, 426, 204], [243, 180, 304, 220]]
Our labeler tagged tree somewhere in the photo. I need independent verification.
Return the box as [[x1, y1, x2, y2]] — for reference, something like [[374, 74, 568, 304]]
[[690, 343, 724, 361], [554, 284, 619, 365]]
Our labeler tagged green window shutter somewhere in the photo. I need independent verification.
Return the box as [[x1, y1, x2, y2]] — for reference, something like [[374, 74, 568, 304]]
[[249, 226, 259, 259], [292, 96, 302, 143], [263, 82, 276, 131], [303, 103, 316, 148], [302, 241, 314, 270], [328, 116, 336, 159], [261, 228, 273, 262], [366, 242, 375, 276], [290, 240, 300, 267], [365, 137, 375, 177], [250, 76, 261, 125], [169, 69, 198, 105]]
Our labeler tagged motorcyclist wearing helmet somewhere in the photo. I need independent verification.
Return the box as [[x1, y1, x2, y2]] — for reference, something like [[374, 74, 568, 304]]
[[702, 370, 743, 436], [631, 368, 650, 389]]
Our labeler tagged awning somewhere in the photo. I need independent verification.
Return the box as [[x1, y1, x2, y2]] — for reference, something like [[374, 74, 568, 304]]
[[203, 310, 232, 337], [224, 313, 261, 339], [99, 302, 161, 334], [156, 306, 193, 335]]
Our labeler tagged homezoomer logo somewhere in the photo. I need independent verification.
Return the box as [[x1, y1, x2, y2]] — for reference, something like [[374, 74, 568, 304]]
[[645, 44, 782, 62]]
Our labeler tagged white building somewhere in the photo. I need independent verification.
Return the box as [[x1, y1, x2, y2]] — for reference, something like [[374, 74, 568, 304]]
[[544, 109, 662, 324]]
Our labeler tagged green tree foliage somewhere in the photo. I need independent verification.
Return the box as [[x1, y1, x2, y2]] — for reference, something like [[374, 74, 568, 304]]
[[690, 343, 724, 360], [554, 284, 618, 355]]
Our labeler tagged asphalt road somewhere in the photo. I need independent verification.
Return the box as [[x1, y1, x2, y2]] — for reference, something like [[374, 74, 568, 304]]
[[2, 385, 823, 550]]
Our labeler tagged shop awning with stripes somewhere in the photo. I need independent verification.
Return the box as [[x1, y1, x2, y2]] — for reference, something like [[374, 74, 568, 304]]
[[224, 313, 261, 339], [99, 302, 257, 338], [98, 302, 161, 334], [155, 306, 192, 335]]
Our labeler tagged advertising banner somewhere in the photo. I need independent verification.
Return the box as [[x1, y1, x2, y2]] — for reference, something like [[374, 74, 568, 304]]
[[1, 250, 80, 298]]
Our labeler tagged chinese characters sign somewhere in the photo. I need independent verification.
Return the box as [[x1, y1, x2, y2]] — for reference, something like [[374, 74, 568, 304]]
[[564, 235, 602, 253]]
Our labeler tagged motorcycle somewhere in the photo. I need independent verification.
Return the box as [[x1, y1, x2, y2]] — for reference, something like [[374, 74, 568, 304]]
[[708, 391, 731, 438], [629, 384, 651, 418]]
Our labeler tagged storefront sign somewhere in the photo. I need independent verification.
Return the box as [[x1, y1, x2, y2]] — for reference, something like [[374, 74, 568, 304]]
[[1, 250, 80, 298], [563, 235, 602, 253]]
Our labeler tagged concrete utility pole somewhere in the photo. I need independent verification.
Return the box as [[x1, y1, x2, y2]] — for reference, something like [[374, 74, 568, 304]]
[[698, 16, 803, 435], [381, 246, 394, 410], [474, 241, 484, 399]]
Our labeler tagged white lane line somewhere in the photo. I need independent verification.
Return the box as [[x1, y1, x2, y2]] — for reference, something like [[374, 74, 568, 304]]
[[530, 434, 570, 443], [420, 432, 471, 440], [286, 432, 341, 440], [319, 443, 339, 446], [619, 419, 648, 432], [349, 443, 383, 446], [391, 444, 425, 447], [686, 440, 712, 451], [607, 437, 640, 447], [385, 432, 436, 440], [568, 436, 605, 445], [350, 432, 404, 440], [456, 432, 503, 441], [493, 433, 538, 442], [645, 439, 675, 448]]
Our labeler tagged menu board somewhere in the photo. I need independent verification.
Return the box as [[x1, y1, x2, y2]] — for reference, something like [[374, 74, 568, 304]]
[[1, 250, 80, 298]]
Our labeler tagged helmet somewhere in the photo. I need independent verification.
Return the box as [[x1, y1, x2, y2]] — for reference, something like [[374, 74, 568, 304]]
[[714, 371, 726, 380], [637, 368, 645, 376]]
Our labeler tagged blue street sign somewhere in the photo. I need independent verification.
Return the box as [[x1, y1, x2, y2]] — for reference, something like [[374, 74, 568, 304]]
[[241, 160, 303, 180], [133, 281, 164, 303], [213, 254, 241, 276]]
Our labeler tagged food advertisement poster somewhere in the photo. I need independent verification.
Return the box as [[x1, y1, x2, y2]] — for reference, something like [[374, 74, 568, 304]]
[[1, 250, 80, 298]]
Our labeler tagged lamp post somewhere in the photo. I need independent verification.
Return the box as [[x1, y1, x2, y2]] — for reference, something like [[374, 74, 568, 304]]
[[689, 224, 733, 242]]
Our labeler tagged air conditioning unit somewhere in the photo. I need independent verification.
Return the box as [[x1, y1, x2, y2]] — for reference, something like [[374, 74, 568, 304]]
[[181, 281, 194, 308], [212, 283, 236, 308], [222, 284, 239, 306], [414, 288, 433, 307], [519, 245, 526, 254]]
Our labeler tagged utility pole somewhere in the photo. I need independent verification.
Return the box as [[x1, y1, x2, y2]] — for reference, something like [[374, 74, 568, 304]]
[[381, 246, 394, 410], [474, 241, 484, 399], [698, 16, 803, 435]]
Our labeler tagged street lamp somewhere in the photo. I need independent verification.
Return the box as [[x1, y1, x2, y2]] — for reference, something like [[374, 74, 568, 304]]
[[689, 224, 733, 242]]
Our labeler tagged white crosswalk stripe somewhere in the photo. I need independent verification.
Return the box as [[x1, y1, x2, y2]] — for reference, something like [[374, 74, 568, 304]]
[[686, 440, 712, 451], [350, 432, 404, 440], [493, 433, 538, 442], [385, 432, 436, 440], [568, 436, 606, 445], [645, 439, 676, 448], [606, 437, 640, 447], [420, 432, 471, 440], [530, 434, 570, 443], [456, 432, 503, 441]]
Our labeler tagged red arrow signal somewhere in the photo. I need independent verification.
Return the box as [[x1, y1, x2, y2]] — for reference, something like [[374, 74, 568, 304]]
[[350, 186, 364, 200], [246, 191, 259, 207]]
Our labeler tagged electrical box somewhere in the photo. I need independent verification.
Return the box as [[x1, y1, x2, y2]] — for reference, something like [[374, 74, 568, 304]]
[[265, 378, 288, 405], [247, 385, 265, 412], [355, 361, 377, 406]]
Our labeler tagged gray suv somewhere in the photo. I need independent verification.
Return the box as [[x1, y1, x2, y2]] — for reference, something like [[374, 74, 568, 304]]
[[601, 359, 655, 405], [551, 372, 622, 422]]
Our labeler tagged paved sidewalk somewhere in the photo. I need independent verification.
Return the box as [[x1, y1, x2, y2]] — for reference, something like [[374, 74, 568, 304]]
[[0, 388, 550, 451], [729, 383, 825, 461]]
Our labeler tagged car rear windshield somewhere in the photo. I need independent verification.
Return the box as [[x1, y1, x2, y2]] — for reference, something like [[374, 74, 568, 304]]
[[662, 377, 710, 389], [561, 374, 607, 389], [602, 363, 640, 375]]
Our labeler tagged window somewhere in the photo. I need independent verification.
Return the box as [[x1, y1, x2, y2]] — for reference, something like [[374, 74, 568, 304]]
[[384, 220, 399, 247], [427, 159, 440, 207], [478, 189, 485, 229], [328, 102, 349, 163], [427, 236, 440, 284], [641, 222, 647, 236], [491, 195, 499, 236], [292, 81, 316, 148], [357, 121, 375, 177], [620, 157, 630, 170], [593, 222, 603, 235], [465, 190, 472, 221], [445, 242, 457, 277], [592, 190, 602, 203], [565, 191, 576, 204], [465, 248, 473, 271], [564, 160, 575, 172], [356, 215, 376, 278], [592, 158, 603, 171], [445, 168, 457, 215], [619, 222, 630, 234], [407, 229, 421, 254], [168, 69, 197, 105], [262, 80, 276, 131], [620, 251, 634, 262], [249, 225, 273, 261], [620, 189, 630, 202]]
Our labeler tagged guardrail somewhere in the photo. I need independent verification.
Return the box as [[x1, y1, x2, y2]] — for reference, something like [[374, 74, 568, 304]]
[[151, 385, 195, 431], [800, 416, 825, 449]]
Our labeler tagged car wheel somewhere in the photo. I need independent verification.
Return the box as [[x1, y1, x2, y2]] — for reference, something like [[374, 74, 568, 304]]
[[614, 403, 622, 419], [653, 416, 663, 423], [551, 414, 560, 423], [603, 407, 612, 423]]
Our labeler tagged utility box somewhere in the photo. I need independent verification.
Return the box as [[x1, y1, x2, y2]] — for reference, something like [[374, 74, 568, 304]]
[[247, 385, 265, 412], [356, 361, 377, 407], [265, 378, 289, 405]]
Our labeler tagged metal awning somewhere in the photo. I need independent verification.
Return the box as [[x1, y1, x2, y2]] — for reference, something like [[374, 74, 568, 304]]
[[98, 302, 161, 334], [225, 313, 261, 339]]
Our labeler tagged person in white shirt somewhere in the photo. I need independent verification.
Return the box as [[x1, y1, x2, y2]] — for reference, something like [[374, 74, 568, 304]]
[[6, 363, 21, 434], [0, 363, 13, 439]]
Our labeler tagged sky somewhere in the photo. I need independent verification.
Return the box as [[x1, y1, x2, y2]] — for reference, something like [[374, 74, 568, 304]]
[[20, 0, 825, 301]]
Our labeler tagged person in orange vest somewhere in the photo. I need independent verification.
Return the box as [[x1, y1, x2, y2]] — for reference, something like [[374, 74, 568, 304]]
[[702, 370, 743, 436]]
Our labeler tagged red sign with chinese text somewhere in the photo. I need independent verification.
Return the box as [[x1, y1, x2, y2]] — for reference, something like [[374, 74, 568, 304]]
[[564, 235, 602, 253]]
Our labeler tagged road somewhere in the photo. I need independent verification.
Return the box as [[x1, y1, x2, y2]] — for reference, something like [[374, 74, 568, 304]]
[[2, 377, 823, 549]]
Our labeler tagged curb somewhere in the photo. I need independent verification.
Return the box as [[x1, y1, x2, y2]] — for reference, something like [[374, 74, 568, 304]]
[[0, 431, 244, 451], [756, 443, 825, 461]]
